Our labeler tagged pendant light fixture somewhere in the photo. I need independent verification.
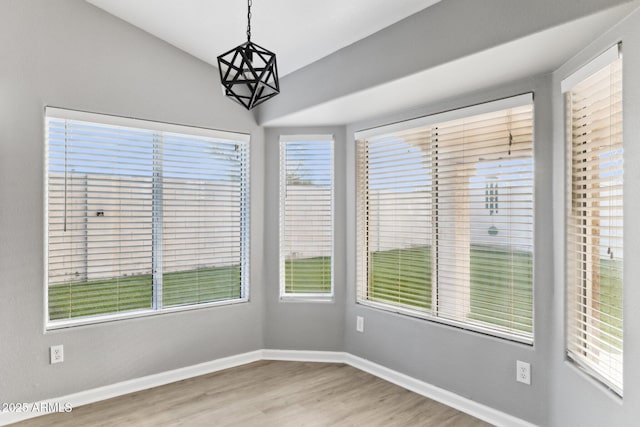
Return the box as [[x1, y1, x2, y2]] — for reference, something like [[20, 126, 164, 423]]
[[217, 0, 280, 110]]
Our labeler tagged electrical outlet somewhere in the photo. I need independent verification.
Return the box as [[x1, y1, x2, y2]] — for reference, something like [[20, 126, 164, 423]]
[[516, 360, 530, 385], [356, 316, 364, 333], [50, 345, 64, 364]]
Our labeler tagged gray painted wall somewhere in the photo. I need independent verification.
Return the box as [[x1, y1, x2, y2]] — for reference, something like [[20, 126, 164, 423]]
[[0, 0, 264, 404], [550, 7, 640, 427], [338, 4, 640, 426], [263, 127, 346, 351], [344, 76, 554, 426], [3, 0, 640, 426]]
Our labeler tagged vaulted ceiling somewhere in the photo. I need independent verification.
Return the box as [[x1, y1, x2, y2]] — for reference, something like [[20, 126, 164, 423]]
[[87, 0, 442, 76], [87, 0, 639, 126]]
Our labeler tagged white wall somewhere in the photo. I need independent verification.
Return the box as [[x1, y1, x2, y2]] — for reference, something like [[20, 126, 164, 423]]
[[282, 185, 332, 259]]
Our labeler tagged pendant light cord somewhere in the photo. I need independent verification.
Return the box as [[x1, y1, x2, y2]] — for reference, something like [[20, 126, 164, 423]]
[[247, 0, 252, 42]]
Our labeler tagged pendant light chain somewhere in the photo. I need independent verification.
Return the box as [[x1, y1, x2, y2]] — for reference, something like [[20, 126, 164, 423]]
[[247, 0, 252, 42]]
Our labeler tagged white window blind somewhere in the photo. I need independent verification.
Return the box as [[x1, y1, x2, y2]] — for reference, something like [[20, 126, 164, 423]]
[[357, 127, 433, 311], [564, 48, 623, 395], [279, 135, 334, 298], [357, 95, 534, 343], [46, 108, 250, 327]]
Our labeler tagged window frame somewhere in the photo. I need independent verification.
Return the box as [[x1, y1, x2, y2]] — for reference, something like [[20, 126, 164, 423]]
[[355, 94, 535, 344], [44, 107, 251, 330], [562, 44, 624, 396], [278, 134, 335, 302]]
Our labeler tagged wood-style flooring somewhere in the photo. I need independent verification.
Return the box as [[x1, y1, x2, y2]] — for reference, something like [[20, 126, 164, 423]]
[[14, 360, 492, 426]]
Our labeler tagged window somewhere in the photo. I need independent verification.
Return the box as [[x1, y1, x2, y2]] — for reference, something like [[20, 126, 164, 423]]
[[356, 95, 534, 343], [46, 108, 250, 327], [279, 135, 334, 299], [564, 45, 623, 395]]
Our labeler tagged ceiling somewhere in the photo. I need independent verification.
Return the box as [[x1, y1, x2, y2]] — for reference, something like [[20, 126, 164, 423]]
[[86, 0, 441, 77], [262, 6, 632, 127], [86, 0, 636, 127]]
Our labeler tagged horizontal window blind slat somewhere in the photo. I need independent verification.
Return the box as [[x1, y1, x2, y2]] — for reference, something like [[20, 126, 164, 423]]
[[280, 137, 334, 297], [357, 97, 533, 342], [566, 55, 623, 394], [46, 109, 249, 324]]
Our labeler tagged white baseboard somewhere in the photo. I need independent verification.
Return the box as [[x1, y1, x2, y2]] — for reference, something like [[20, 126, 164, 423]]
[[0, 350, 262, 426], [0, 349, 536, 427], [261, 349, 347, 363], [344, 354, 537, 427]]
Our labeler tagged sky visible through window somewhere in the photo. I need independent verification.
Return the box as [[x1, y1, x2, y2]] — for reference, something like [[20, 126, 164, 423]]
[[48, 120, 243, 180], [285, 139, 333, 185]]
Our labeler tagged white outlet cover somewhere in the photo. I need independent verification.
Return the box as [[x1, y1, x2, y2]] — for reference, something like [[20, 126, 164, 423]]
[[516, 360, 530, 385], [356, 316, 364, 333], [50, 345, 64, 364]]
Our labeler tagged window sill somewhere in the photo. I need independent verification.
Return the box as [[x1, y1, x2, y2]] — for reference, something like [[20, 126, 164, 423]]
[[356, 299, 533, 345], [45, 297, 249, 331], [279, 295, 335, 304], [565, 354, 623, 399]]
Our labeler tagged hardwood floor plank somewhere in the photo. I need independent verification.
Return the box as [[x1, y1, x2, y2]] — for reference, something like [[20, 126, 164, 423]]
[[13, 361, 492, 426]]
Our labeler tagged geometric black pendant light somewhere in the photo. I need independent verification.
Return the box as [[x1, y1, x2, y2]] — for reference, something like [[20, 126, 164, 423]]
[[217, 0, 280, 110]]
